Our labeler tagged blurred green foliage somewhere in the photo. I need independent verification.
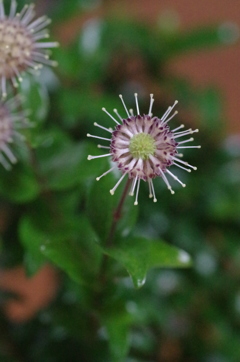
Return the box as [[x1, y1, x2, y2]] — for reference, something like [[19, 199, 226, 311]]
[[0, 1, 240, 361]]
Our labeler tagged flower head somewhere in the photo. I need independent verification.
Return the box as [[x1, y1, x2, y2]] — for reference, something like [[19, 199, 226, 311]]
[[87, 94, 200, 205], [0, 0, 58, 97], [0, 95, 29, 169]]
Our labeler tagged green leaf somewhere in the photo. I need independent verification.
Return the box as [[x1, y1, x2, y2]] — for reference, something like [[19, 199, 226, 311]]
[[103, 237, 192, 288], [19, 214, 102, 283], [36, 130, 102, 190], [103, 306, 132, 362], [0, 163, 40, 203], [20, 73, 49, 125], [87, 167, 117, 242], [161, 25, 232, 60]]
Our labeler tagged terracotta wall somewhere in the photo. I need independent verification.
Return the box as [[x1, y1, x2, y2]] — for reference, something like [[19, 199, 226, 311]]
[[113, 0, 240, 134]]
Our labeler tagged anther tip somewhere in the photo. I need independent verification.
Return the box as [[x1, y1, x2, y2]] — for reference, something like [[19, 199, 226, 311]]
[[87, 155, 92, 160], [134, 93, 138, 96], [102, 107, 106, 111], [87, 133, 90, 137], [129, 192, 133, 196], [134, 201, 138, 206], [153, 198, 157, 203], [119, 94, 123, 98], [193, 167, 197, 170], [150, 93, 154, 97], [149, 194, 153, 198], [110, 190, 114, 195], [96, 177, 100, 181], [93, 122, 97, 126], [182, 184, 186, 187]]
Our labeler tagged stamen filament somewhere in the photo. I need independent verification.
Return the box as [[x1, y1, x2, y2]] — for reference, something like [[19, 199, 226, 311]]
[[110, 173, 126, 195], [102, 108, 120, 125], [177, 145, 201, 149], [113, 108, 123, 121], [134, 93, 140, 115], [177, 137, 194, 144], [173, 157, 197, 170], [166, 169, 186, 187], [159, 168, 175, 194], [163, 110, 178, 124], [87, 153, 111, 160], [172, 124, 184, 132], [173, 162, 191, 172], [96, 166, 115, 181], [134, 178, 141, 205], [94, 122, 112, 133], [119, 94, 130, 118], [87, 133, 111, 142], [97, 145, 110, 149], [148, 94, 154, 116], [129, 176, 138, 196]]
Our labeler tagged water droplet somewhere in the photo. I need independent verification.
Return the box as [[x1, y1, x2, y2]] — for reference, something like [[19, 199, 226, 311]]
[[178, 250, 190, 264], [40, 245, 46, 252], [136, 276, 146, 288]]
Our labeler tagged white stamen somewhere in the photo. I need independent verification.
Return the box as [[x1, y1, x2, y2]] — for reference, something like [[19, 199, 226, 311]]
[[148, 180, 153, 198], [129, 176, 138, 196], [21, 4, 35, 25], [96, 166, 115, 181], [134, 178, 141, 205], [9, 0, 17, 18], [173, 162, 191, 172], [162, 100, 178, 122], [102, 107, 120, 125], [134, 93, 140, 115], [174, 129, 199, 138], [149, 179, 157, 202], [31, 18, 51, 33], [97, 145, 110, 149], [1, 77, 7, 98], [166, 169, 186, 187], [28, 15, 48, 30], [34, 42, 59, 48], [0, 153, 11, 170], [94, 122, 112, 133], [177, 145, 201, 149], [172, 124, 184, 132], [18, 4, 28, 19], [177, 137, 194, 145], [148, 94, 154, 116], [129, 108, 134, 116], [1, 144, 17, 163], [173, 157, 197, 170], [113, 108, 122, 121], [119, 94, 130, 118], [87, 133, 111, 142], [87, 153, 111, 160], [159, 168, 175, 194], [163, 110, 178, 124], [110, 173, 126, 195]]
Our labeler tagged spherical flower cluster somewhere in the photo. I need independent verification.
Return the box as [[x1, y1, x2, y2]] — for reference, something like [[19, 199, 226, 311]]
[[87, 93, 201, 205], [0, 95, 29, 169], [0, 0, 58, 97]]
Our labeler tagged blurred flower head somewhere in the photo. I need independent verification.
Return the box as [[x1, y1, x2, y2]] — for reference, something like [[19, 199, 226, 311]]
[[0, 0, 58, 97], [0, 95, 29, 169], [88, 94, 201, 205]]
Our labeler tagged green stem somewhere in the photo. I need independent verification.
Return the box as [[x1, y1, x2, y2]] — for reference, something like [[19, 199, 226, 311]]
[[97, 178, 132, 284]]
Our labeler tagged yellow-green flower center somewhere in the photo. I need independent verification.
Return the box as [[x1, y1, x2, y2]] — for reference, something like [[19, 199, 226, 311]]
[[129, 132, 156, 160]]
